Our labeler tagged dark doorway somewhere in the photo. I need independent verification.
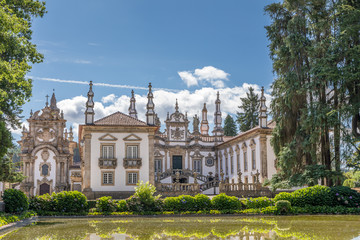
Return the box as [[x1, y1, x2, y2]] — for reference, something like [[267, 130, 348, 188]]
[[172, 177, 188, 183], [39, 183, 50, 195], [172, 155, 182, 170]]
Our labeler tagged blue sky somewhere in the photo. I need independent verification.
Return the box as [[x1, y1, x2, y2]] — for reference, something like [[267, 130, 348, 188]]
[[14, 0, 277, 138]]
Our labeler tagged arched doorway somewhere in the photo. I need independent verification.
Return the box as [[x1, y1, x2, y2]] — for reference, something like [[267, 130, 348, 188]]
[[39, 183, 50, 195]]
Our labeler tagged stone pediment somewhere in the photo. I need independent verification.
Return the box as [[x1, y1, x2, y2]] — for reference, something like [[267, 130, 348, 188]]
[[169, 112, 186, 123], [98, 134, 118, 141], [123, 134, 142, 141]]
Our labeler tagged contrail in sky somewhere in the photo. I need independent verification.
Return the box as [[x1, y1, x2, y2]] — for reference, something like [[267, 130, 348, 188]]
[[28, 76, 179, 92]]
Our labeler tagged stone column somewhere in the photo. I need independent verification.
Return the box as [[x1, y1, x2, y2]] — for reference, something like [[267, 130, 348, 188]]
[[259, 134, 268, 180], [148, 132, 155, 185], [82, 133, 92, 192]]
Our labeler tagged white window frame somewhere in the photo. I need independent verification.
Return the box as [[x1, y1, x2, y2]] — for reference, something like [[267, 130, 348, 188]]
[[102, 145, 114, 159], [102, 172, 114, 185], [193, 159, 201, 173], [126, 145, 139, 159], [127, 172, 138, 185], [155, 159, 162, 173]]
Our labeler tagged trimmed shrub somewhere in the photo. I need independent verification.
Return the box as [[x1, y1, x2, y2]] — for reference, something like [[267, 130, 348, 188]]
[[96, 196, 116, 213], [52, 191, 88, 212], [115, 200, 128, 212], [2, 189, 29, 213], [291, 185, 332, 207], [163, 197, 180, 211], [211, 193, 242, 210], [29, 194, 55, 212], [330, 186, 360, 208], [243, 197, 274, 209], [274, 192, 293, 203], [275, 200, 291, 214], [194, 194, 211, 210]]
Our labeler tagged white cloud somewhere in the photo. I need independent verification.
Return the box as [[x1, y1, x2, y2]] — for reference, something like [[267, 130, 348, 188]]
[[178, 66, 230, 88], [74, 59, 92, 64], [178, 71, 198, 87], [101, 94, 116, 104]]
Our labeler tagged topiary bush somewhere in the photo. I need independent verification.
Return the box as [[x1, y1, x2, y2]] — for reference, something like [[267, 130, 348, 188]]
[[291, 185, 332, 207], [96, 196, 116, 213], [211, 193, 242, 210], [2, 189, 29, 213], [194, 194, 211, 210], [52, 191, 88, 212], [274, 192, 293, 203], [29, 194, 55, 212], [243, 197, 275, 209], [330, 186, 360, 208], [275, 200, 291, 214]]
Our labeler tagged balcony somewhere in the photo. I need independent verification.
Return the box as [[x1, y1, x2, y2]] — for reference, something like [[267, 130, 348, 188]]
[[98, 158, 117, 169], [123, 158, 142, 169]]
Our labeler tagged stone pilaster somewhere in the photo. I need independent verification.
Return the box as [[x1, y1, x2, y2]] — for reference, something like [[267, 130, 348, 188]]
[[259, 134, 268, 180]]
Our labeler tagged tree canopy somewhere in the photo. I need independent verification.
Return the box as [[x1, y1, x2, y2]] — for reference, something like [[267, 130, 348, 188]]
[[236, 87, 259, 132], [0, 0, 46, 182], [265, 0, 360, 189]]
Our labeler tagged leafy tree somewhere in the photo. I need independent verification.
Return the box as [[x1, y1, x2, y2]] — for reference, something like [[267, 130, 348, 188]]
[[0, 0, 46, 127], [265, 0, 360, 188], [0, 0, 46, 182], [236, 87, 259, 132], [223, 115, 237, 136]]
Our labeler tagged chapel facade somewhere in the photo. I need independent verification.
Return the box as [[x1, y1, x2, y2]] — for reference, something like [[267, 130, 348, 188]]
[[18, 82, 276, 198]]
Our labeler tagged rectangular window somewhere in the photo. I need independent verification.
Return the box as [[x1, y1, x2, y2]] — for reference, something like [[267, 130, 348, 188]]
[[155, 159, 162, 173], [102, 145, 114, 159], [102, 172, 113, 185], [252, 149, 256, 170], [244, 152, 248, 171], [194, 160, 201, 173], [127, 145, 138, 159], [245, 176, 248, 183], [127, 172, 138, 185], [253, 175, 257, 183], [230, 156, 234, 174]]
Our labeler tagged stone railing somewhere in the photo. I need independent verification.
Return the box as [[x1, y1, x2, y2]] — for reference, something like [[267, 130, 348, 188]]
[[98, 158, 117, 169], [156, 182, 200, 197], [218, 170, 272, 197], [123, 158, 142, 169]]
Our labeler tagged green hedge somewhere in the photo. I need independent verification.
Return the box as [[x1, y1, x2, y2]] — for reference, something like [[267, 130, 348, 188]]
[[242, 197, 274, 209], [29, 191, 88, 213], [2, 189, 29, 213], [211, 193, 242, 210]]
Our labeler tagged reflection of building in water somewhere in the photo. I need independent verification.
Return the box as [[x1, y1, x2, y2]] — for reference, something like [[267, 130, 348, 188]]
[[18, 83, 277, 198]]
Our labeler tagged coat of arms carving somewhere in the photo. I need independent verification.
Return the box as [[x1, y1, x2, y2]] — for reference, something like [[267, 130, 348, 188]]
[[171, 127, 184, 140]]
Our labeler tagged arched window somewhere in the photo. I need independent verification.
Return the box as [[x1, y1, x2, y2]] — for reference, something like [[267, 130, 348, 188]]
[[42, 164, 49, 176]]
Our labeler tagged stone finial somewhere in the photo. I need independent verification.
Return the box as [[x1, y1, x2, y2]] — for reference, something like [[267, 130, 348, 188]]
[[128, 89, 138, 119], [85, 81, 95, 125], [146, 82, 156, 125], [213, 91, 224, 138], [259, 86, 268, 128]]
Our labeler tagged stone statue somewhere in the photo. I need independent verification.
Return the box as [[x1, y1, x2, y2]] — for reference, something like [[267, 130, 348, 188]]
[[193, 114, 199, 133]]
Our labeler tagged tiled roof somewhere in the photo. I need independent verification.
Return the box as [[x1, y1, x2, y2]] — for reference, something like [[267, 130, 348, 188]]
[[94, 112, 148, 126]]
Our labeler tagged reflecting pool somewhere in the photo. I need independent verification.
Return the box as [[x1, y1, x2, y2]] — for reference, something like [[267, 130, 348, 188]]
[[2, 215, 360, 239]]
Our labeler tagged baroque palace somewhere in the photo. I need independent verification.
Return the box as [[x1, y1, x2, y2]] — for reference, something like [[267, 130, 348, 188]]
[[18, 82, 276, 199]]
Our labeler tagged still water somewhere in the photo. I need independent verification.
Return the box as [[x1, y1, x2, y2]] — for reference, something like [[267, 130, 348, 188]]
[[1, 215, 360, 240]]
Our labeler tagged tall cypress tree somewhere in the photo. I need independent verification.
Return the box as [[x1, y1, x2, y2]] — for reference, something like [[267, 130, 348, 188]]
[[237, 87, 260, 132], [224, 115, 237, 136]]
